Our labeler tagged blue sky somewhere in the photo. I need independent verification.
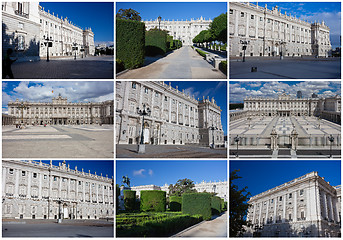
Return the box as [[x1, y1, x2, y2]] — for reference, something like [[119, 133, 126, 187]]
[[116, 2, 227, 21], [40, 2, 114, 45], [251, 2, 341, 48], [116, 160, 227, 187], [2, 81, 114, 113], [168, 81, 227, 135], [40, 160, 114, 178], [230, 160, 341, 198], [229, 81, 341, 103]]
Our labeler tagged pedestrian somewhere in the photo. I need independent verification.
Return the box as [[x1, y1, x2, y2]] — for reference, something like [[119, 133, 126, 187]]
[[2, 48, 17, 79]]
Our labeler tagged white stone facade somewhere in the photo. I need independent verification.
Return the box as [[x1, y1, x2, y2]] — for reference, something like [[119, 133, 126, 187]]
[[116, 81, 224, 147], [2, 160, 114, 220], [8, 95, 114, 125], [2, 2, 95, 61], [229, 2, 331, 57], [245, 172, 340, 237], [143, 17, 212, 46], [130, 180, 228, 201]]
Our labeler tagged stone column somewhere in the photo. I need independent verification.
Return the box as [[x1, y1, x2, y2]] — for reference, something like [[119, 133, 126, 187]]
[[176, 100, 179, 124], [169, 98, 172, 122], [265, 200, 269, 224], [89, 182, 92, 202], [293, 191, 297, 221], [161, 93, 164, 120], [252, 203, 257, 224], [103, 186, 105, 205], [14, 169, 19, 197], [59, 176, 62, 198], [2, 167, 7, 197], [327, 194, 333, 221], [38, 173, 42, 199], [258, 202, 262, 225], [246, 12, 249, 38], [322, 192, 328, 219], [67, 178, 71, 200], [273, 198, 277, 223], [27, 170, 31, 197], [83, 181, 86, 202], [282, 194, 286, 222], [76, 179, 78, 201], [96, 183, 99, 203], [234, 10, 239, 37], [255, 14, 258, 38]]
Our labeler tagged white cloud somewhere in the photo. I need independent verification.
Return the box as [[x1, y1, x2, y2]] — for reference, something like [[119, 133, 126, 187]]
[[133, 169, 146, 177], [148, 169, 153, 176], [301, 11, 341, 35]]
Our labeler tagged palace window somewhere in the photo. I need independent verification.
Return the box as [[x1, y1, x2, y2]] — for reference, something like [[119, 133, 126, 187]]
[[279, 196, 282, 201], [229, 9, 233, 14], [144, 87, 149, 94], [241, 12, 244, 17], [300, 189, 304, 195], [251, 15, 254, 20], [155, 92, 159, 97], [132, 82, 136, 89], [54, 176, 57, 181], [9, 168, 13, 174], [268, 19, 270, 23], [17, 35, 25, 51], [289, 213, 292, 220], [271, 199, 273, 203], [79, 181, 82, 185], [22, 171, 25, 176], [289, 193, 292, 199], [44, 175, 47, 180], [260, 17, 263, 21], [164, 96, 168, 101], [33, 173, 37, 178]]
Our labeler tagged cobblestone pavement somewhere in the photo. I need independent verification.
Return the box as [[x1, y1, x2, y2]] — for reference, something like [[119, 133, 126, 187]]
[[6, 56, 114, 79], [117, 46, 226, 79], [3, 219, 113, 237], [230, 57, 341, 79], [116, 144, 227, 158], [2, 125, 114, 158], [172, 212, 227, 237]]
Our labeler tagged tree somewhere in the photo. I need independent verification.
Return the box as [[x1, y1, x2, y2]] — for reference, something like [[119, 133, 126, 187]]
[[116, 8, 142, 21], [122, 175, 130, 187], [230, 169, 251, 237], [210, 13, 227, 43], [169, 178, 197, 197]]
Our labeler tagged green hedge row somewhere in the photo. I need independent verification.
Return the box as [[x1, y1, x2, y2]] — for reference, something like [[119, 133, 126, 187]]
[[211, 196, 222, 215], [219, 60, 227, 75], [182, 193, 212, 220], [124, 190, 136, 212], [116, 213, 203, 237], [145, 29, 167, 56], [116, 19, 145, 71], [195, 48, 207, 58], [169, 196, 182, 211], [140, 190, 166, 212]]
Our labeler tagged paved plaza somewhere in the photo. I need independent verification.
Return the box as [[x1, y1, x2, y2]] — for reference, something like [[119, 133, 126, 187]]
[[172, 212, 227, 237], [3, 125, 114, 158], [6, 56, 114, 79], [117, 46, 226, 79], [116, 144, 227, 158], [229, 57, 341, 79], [229, 116, 341, 159], [2, 219, 113, 237]]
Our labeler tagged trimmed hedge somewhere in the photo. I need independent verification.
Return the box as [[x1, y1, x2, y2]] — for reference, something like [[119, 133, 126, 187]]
[[182, 193, 212, 220], [211, 196, 222, 215], [116, 19, 145, 70], [116, 212, 203, 237], [169, 196, 182, 211], [173, 40, 182, 49], [221, 198, 225, 212], [145, 29, 167, 56], [140, 190, 166, 212], [195, 48, 207, 58], [124, 190, 136, 212], [219, 60, 227, 75], [116, 185, 120, 210]]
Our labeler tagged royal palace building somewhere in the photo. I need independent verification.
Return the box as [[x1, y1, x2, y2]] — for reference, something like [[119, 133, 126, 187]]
[[2, 160, 114, 220], [2, 2, 95, 61], [143, 17, 212, 46], [116, 81, 224, 147], [230, 93, 341, 124], [245, 172, 341, 237], [229, 2, 331, 57], [7, 95, 114, 125]]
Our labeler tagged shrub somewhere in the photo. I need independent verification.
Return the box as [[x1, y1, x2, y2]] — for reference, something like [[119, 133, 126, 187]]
[[195, 48, 207, 58], [116, 19, 145, 70], [182, 193, 212, 220], [169, 196, 182, 211], [116, 59, 125, 74], [221, 198, 225, 212], [166, 35, 174, 51], [219, 60, 227, 75], [173, 40, 182, 49], [223, 201, 227, 211], [211, 196, 221, 215], [140, 190, 166, 212], [145, 29, 167, 56], [124, 190, 136, 212], [116, 184, 120, 211]]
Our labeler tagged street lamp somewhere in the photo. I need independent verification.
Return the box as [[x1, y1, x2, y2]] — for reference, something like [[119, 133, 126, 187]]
[[137, 104, 151, 154], [234, 135, 240, 157], [158, 16, 162, 30], [240, 40, 250, 62], [209, 125, 217, 149], [328, 135, 334, 158], [43, 35, 53, 62], [72, 42, 78, 60]]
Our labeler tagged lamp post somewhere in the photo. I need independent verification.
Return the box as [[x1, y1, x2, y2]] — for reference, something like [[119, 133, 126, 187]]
[[18, 102, 27, 127], [209, 125, 217, 149], [158, 16, 162, 30], [240, 40, 250, 62], [72, 42, 78, 60], [43, 35, 53, 62], [137, 104, 151, 154], [328, 135, 334, 158], [234, 135, 240, 157]]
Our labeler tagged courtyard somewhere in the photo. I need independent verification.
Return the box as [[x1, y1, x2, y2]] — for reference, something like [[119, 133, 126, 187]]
[[229, 57, 341, 79], [229, 116, 341, 159], [2, 125, 114, 158], [6, 56, 114, 79], [2, 219, 113, 237], [116, 144, 227, 158]]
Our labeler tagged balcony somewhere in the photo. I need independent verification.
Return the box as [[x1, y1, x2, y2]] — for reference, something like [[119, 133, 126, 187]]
[[15, 10, 29, 18], [6, 193, 13, 197], [19, 194, 26, 198], [297, 217, 306, 221]]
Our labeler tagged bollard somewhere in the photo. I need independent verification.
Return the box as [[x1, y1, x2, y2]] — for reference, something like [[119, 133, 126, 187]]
[[251, 67, 257, 72]]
